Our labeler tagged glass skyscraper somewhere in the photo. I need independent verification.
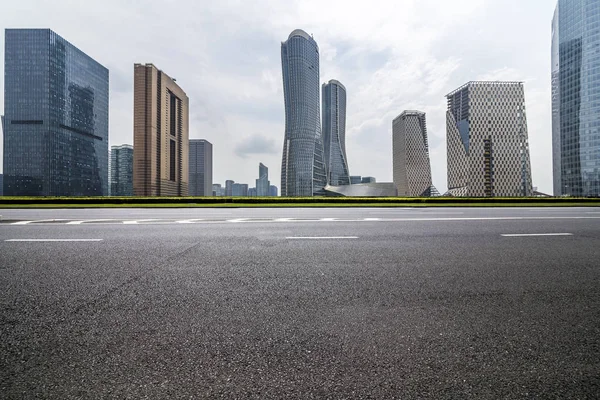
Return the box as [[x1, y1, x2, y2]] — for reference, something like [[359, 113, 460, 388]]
[[110, 144, 133, 196], [322, 80, 350, 186], [189, 139, 213, 196], [281, 29, 327, 196], [256, 162, 270, 197], [3, 29, 109, 196], [552, 0, 600, 196]]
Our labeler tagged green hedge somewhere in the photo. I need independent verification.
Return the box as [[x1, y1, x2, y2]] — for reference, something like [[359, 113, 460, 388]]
[[0, 196, 599, 205]]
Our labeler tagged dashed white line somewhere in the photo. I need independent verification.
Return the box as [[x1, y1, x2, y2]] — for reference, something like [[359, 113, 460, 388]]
[[176, 219, 205, 224], [11, 219, 70, 225], [501, 233, 573, 237], [66, 219, 115, 225], [5, 239, 104, 242], [123, 219, 160, 224], [286, 236, 359, 240]]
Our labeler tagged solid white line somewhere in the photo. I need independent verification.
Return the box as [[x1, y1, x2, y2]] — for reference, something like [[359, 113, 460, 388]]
[[501, 233, 573, 237], [176, 219, 205, 224], [286, 236, 359, 240], [5, 239, 104, 242]]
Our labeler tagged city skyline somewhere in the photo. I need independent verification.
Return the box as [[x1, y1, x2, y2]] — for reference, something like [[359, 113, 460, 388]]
[[0, 1, 560, 194]]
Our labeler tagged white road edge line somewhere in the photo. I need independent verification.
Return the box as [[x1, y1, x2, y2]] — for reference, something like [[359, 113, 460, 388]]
[[66, 219, 115, 225], [5, 239, 104, 242], [501, 233, 573, 237], [286, 236, 359, 240]]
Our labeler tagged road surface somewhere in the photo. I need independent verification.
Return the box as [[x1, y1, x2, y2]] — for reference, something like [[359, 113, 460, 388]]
[[1, 207, 599, 398]]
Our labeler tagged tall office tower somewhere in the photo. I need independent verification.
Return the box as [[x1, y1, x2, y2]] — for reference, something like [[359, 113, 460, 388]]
[[256, 163, 270, 197], [110, 144, 133, 196], [3, 29, 109, 196], [280, 29, 327, 196], [189, 139, 213, 196], [0, 174, 3, 196], [552, 0, 600, 196], [225, 180, 234, 196], [133, 63, 189, 196], [322, 80, 350, 186], [269, 185, 278, 197], [446, 82, 533, 197], [392, 111, 434, 197]]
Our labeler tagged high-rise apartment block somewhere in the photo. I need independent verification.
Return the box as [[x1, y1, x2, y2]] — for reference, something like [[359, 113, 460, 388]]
[[110, 144, 133, 196], [322, 80, 350, 186], [446, 81, 533, 197], [393, 111, 434, 197], [133, 63, 189, 196], [552, 0, 600, 196], [3, 29, 109, 196], [189, 139, 213, 196], [281, 29, 327, 196], [256, 163, 270, 197]]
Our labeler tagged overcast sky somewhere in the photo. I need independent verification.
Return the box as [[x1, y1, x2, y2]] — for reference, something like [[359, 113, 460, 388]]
[[0, 0, 557, 193]]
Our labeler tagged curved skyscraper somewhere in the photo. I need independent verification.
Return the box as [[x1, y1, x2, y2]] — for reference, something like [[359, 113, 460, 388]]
[[281, 29, 327, 196], [552, 0, 600, 196], [322, 80, 350, 186]]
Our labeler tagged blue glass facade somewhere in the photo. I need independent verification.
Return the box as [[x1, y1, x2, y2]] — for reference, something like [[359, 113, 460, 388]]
[[552, 1, 600, 196], [281, 29, 327, 196], [322, 80, 350, 186], [110, 145, 133, 196], [3, 29, 109, 196]]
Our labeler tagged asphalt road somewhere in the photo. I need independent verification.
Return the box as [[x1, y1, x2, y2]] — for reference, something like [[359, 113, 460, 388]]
[[1, 207, 600, 398]]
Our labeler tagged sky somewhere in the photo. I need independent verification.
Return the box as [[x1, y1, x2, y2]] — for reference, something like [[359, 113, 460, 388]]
[[0, 0, 557, 194]]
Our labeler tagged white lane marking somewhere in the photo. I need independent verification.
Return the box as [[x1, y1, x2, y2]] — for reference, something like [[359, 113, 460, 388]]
[[501, 233, 573, 237], [364, 218, 381, 221], [5, 239, 103, 242], [176, 219, 205, 224], [320, 218, 337, 221], [227, 218, 251, 223], [11, 219, 70, 225], [286, 236, 359, 240], [66, 219, 115, 225], [123, 219, 160, 224]]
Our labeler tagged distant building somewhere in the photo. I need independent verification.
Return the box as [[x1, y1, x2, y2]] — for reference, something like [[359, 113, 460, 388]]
[[212, 184, 222, 196], [3, 29, 109, 196], [133, 63, 189, 196], [281, 29, 327, 196], [0, 174, 3, 196], [350, 176, 362, 185], [324, 183, 397, 197], [446, 81, 533, 197], [393, 110, 434, 196], [361, 177, 376, 184], [110, 145, 134, 196], [256, 163, 270, 197], [232, 183, 248, 197], [248, 188, 257, 197], [225, 180, 234, 196], [269, 185, 278, 197], [189, 139, 213, 196], [322, 79, 350, 186]]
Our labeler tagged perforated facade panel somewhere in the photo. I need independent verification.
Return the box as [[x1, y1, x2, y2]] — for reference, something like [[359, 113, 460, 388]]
[[446, 82, 533, 197], [392, 111, 433, 197]]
